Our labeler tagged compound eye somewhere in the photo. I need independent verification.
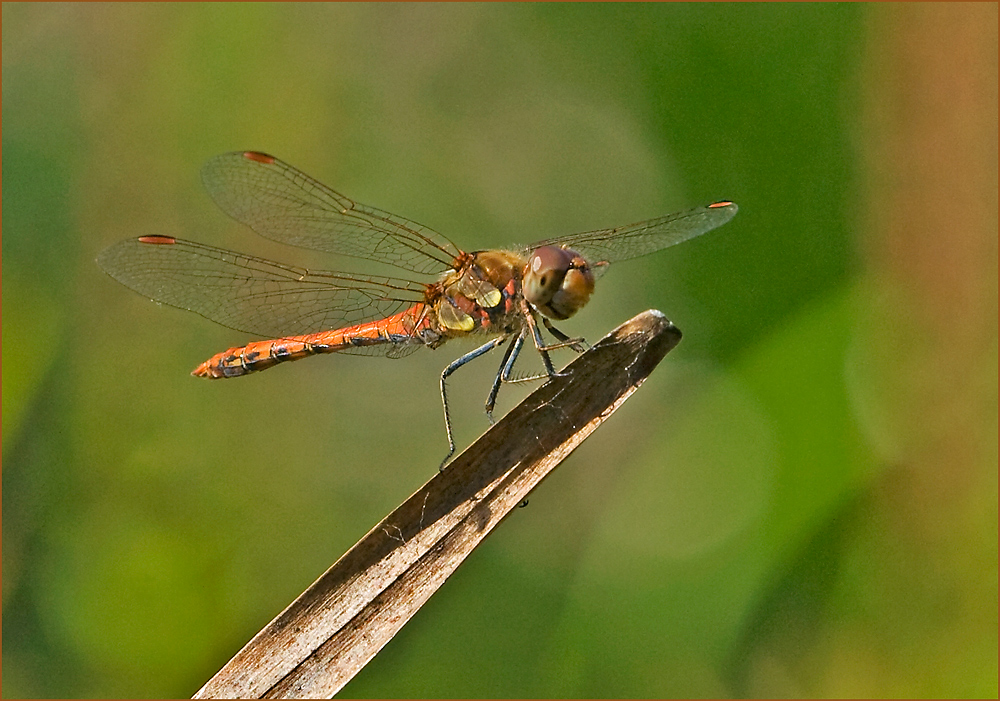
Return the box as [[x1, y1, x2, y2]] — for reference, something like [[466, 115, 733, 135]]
[[522, 246, 571, 307], [546, 258, 594, 319]]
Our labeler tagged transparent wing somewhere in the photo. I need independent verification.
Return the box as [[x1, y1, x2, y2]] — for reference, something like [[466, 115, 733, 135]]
[[524, 201, 738, 271], [96, 236, 428, 338], [200, 151, 463, 275]]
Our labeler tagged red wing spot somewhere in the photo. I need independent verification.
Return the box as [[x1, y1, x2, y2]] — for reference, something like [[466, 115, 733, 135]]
[[137, 235, 177, 245], [243, 151, 276, 164], [708, 201, 734, 208]]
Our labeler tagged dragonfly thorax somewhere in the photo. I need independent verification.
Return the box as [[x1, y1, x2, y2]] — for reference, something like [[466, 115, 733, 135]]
[[522, 245, 595, 321]]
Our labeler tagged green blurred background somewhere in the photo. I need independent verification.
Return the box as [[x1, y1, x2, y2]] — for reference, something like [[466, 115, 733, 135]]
[[3, 4, 996, 698]]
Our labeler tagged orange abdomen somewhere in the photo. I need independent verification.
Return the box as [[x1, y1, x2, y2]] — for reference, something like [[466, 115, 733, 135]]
[[192, 305, 435, 378]]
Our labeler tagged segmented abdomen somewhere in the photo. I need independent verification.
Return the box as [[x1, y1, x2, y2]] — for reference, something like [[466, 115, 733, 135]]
[[192, 304, 435, 378]]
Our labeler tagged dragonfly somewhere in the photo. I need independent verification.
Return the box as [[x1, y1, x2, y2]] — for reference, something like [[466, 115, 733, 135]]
[[97, 151, 737, 465]]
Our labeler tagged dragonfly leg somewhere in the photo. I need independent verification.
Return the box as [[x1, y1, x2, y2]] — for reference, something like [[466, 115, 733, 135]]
[[439, 335, 508, 470], [542, 318, 589, 353], [521, 304, 558, 377], [485, 331, 527, 422]]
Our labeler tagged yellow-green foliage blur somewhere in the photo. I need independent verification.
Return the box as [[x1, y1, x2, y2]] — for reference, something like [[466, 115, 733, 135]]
[[3, 4, 996, 698]]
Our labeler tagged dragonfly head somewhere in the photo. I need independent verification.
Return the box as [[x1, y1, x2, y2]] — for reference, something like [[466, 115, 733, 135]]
[[522, 245, 595, 320]]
